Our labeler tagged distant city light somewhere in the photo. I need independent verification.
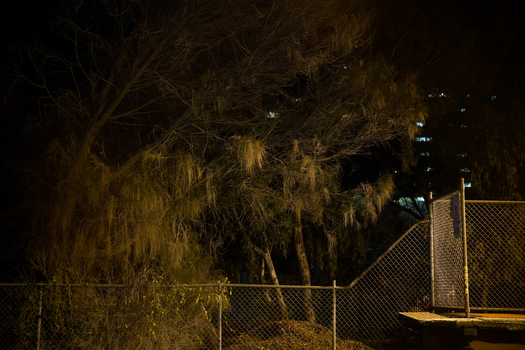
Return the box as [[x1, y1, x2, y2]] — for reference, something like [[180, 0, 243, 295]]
[[397, 197, 425, 205], [416, 122, 424, 127], [266, 111, 280, 119], [465, 183, 472, 188], [428, 93, 449, 98]]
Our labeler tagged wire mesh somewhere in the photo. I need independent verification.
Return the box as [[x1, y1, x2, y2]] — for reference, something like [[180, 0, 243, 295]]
[[466, 201, 525, 311], [0, 284, 221, 350], [0, 284, 38, 350], [0, 222, 432, 349], [4, 197, 523, 348], [337, 221, 430, 344], [222, 285, 336, 349], [431, 192, 466, 309]]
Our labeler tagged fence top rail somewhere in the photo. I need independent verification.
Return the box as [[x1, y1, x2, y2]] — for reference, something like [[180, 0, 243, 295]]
[[430, 191, 460, 203], [0, 282, 335, 290], [465, 200, 525, 204], [222, 283, 334, 289]]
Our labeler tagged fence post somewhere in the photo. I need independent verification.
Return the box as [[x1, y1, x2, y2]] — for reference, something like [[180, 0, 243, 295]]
[[429, 192, 434, 311], [461, 178, 470, 318], [332, 280, 336, 350], [218, 283, 223, 350], [36, 287, 42, 350]]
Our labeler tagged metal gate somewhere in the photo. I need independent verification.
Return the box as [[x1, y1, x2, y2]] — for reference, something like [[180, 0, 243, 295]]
[[430, 179, 525, 314]]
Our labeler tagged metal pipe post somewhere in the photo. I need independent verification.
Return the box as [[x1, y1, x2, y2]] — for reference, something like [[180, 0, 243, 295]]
[[461, 178, 470, 318], [36, 288, 42, 350], [332, 280, 336, 350], [429, 192, 435, 310], [218, 283, 223, 350]]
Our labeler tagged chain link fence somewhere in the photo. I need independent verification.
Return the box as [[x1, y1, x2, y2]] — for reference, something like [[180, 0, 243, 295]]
[[338, 221, 430, 342], [466, 200, 525, 312], [0, 283, 342, 350], [0, 283, 223, 350], [0, 222, 431, 349], [4, 189, 522, 349], [430, 191, 466, 310], [430, 184, 525, 314]]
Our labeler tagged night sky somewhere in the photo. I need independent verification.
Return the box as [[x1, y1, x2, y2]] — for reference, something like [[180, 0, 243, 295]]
[[2, 0, 524, 89], [1, 1, 524, 60]]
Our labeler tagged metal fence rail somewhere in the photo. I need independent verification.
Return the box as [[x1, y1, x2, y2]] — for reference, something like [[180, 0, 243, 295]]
[[0, 222, 432, 349]]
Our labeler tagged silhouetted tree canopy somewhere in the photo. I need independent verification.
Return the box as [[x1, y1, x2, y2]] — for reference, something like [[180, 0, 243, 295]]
[[2, 0, 427, 289]]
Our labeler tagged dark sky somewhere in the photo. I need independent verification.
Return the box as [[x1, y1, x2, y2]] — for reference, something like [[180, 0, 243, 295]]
[[2, 0, 523, 62], [0, 1, 61, 65]]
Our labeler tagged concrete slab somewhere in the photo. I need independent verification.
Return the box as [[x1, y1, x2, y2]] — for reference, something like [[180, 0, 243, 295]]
[[398, 312, 525, 349], [399, 312, 525, 332]]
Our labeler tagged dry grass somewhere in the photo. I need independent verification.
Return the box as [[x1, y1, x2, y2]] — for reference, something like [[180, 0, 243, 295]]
[[224, 320, 374, 350]]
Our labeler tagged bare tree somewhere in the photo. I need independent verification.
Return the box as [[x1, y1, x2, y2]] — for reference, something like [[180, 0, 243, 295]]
[[11, 0, 426, 325]]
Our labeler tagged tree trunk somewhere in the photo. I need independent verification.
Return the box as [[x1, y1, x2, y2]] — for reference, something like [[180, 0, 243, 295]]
[[294, 223, 316, 323], [262, 249, 289, 320], [233, 209, 288, 319], [260, 257, 273, 304]]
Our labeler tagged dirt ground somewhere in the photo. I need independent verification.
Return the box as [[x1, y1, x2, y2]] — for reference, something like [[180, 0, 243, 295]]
[[223, 319, 375, 350]]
